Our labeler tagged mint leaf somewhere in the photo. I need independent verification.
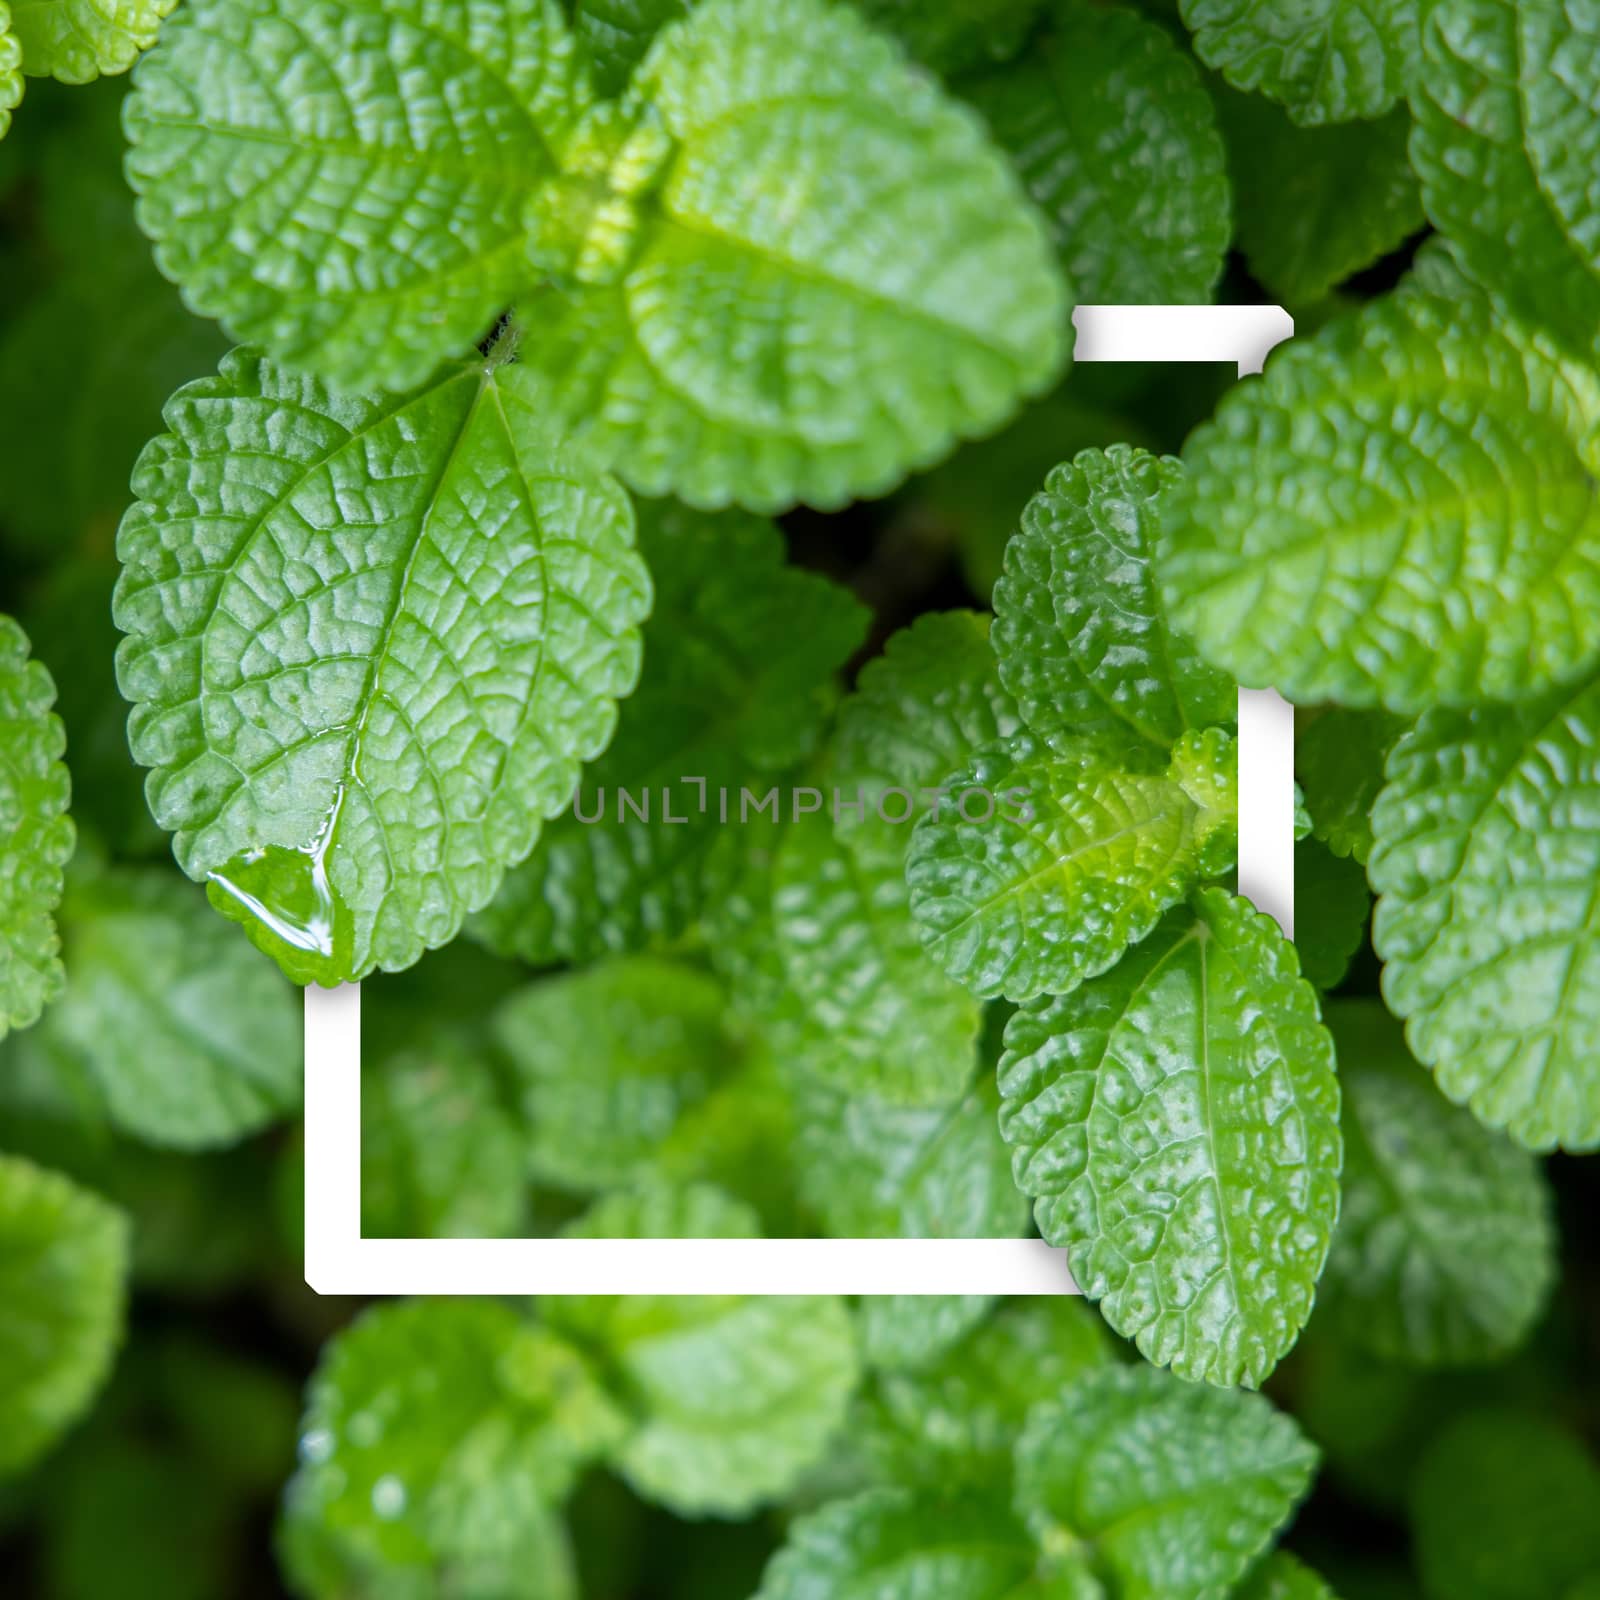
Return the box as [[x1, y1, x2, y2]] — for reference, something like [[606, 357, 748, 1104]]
[[1296, 707, 1410, 865], [0, 1153, 127, 1476], [857, 1295, 997, 1374], [1218, 92, 1424, 306], [1236, 1553, 1341, 1600], [1411, 1412, 1600, 1600], [0, 5, 20, 134], [1370, 678, 1600, 1151], [1181, 0, 1421, 125], [492, 957, 742, 1195], [13, 0, 173, 81], [520, 0, 1069, 511], [1015, 1367, 1319, 1600], [285, 1299, 619, 1589], [999, 889, 1341, 1387], [124, 0, 592, 392], [548, 1184, 859, 1516], [115, 348, 649, 986], [1293, 838, 1369, 991], [991, 447, 1233, 752], [853, 0, 1045, 74], [0, 616, 74, 1041], [6, 863, 301, 1149], [474, 503, 865, 966], [1162, 286, 1600, 711], [361, 1031, 526, 1239], [962, 4, 1230, 305], [906, 731, 1236, 1002], [1322, 1001, 1556, 1368], [572, 0, 686, 94], [1410, 0, 1600, 364]]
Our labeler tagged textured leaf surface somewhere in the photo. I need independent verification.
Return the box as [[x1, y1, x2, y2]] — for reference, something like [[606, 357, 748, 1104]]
[[1162, 287, 1600, 711], [962, 4, 1229, 304], [520, 0, 1069, 511], [1323, 1001, 1555, 1367], [548, 1185, 859, 1516], [1411, 1412, 1600, 1600], [475, 504, 864, 965], [0, 616, 73, 1040], [1293, 838, 1370, 991], [125, 0, 590, 391], [1181, 0, 1421, 124], [116, 348, 648, 985], [286, 1299, 619, 1583], [857, 1295, 997, 1374], [0, 1154, 127, 1475], [9, 864, 301, 1149], [13, 0, 174, 81], [1015, 1367, 1319, 1600], [1220, 92, 1423, 305], [0, 5, 19, 134], [999, 890, 1341, 1387], [493, 957, 742, 1194], [1236, 1553, 1340, 1600], [1370, 680, 1600, 1151], [572, 0, 685, 93], [1296, 707, 1410, 864], [992, 447, 1233, 752], [1411, 0, 1600, 363], [906, 731, 1236, 1002]]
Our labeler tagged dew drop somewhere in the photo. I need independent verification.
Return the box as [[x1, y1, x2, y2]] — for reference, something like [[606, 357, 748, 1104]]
[[371, 1474, 407, 1521]]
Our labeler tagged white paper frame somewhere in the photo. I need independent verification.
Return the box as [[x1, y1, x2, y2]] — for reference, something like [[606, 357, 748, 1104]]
[[303, 302, 1296, 1296]]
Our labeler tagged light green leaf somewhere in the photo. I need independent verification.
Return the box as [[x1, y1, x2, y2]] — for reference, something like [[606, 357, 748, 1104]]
[[991, 447, 1233, 752], [857, 1295, 997, 1374], [361, 1032, 526, 1239], [474, 503, 865, 966], [548, 1184, 859, 1516], [1322, 1001, 1556, 1368], [999, 889, 1341, 1387], [519, 0, 1069, 511], [1411, 1412, 1600, 1600], [853, 0, 1045, 74], [1162, 286, 1600, 711], [0, 1154, 127, 1476], [13, 0, 173, 81], [906, 730, 1236, 1002], [1236, 1553, 1341, 1600], [791, 1069, 1028, 1239], [962, 4, 1229, 304], [1293, 838, 1369, 991], [493, 957, 742, 1195], [0, 5, 20, 135], [124, 0, 592, 392], [0, 616, 73, 1040], [572, 0, 686, 94], [1370, 678, 1600, 1151], [1015, 1367, 1319, 1600], [7, 863, 301, 1149], [1219, 91, 1423, 306], [285, 1299, 619, 1589], [1410, 0, 1600, 364], [1296, 707, 1410, 865], [115, 348, 649, 986], [1181, 0, 1421, 124]]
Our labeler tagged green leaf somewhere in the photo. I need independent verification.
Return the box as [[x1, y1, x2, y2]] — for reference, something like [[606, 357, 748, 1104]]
[[1322, 1001, 1556, 1368], [0, 1153, 128, 1476], [1218, 91, 1423, 306], [1161, 286, 1600, 711], [474, 503, 866, 966], [853, 0, 1045, 74], [548, 1184, 860, 1516], [1369, 678, 1600, 1151], [961, 4, 1230, 304], [906, 730, 1236, 1002], [124, 0, 592, 392], [1410, 1412, 1600, 1600], [361, 1031, 527, 1239], [1235, 1553, 1341, 1600], [0, 616, 74, 1040], [12, 0, 173, 81], [1295, 707, 1410, 865], [1015, 1367, 1319, 1600], [857, 1295, 997, 1374], [285, 1299, 619, 1590], [999, 889, 1341, 1387], [1181, 0, 1421, 125], [6, 863, 301, 1149], [991, 447, 1234, 752], [519, 0, 1069, 512], [115, 347, 649, 986], [1410, 0, 1600, 364], [572, 0, 686, 95], [1292, 838, 1369, 991], [0, 5, 20, 136], [492, 957, 743, 1195]]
